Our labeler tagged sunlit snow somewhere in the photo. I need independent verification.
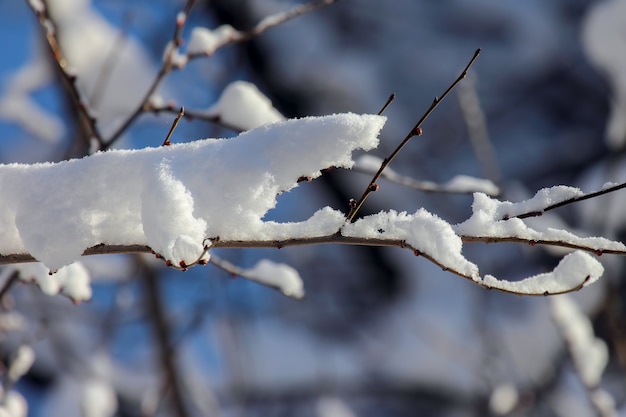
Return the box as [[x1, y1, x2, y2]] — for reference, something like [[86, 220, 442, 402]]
[[0, 114, 385, 271], [455, 188, 626, 253], [342, 209, 479, 279], [480, 251, 603, 294], [204, 81, 285, 130], [244, 259, 304, 299]]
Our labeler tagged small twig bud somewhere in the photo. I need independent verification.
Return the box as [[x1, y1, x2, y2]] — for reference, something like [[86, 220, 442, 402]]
[[414, 127, 423, 136], [368, 183, 379, 192], [349, 199, 357, 209]]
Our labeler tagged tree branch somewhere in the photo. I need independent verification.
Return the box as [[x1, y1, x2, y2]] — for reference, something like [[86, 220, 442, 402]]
[[26, 0, 104, 147]]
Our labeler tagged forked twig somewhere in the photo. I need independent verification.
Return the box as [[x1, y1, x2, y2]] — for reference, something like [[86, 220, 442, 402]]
[[101, 0, 197, 151], [346, 49, 481, 222], [102, 0, 337, 151]]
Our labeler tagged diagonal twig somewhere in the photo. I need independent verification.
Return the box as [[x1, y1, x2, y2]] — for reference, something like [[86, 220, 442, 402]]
[[26, 0, 104, 147], [101, 0, 197, 151], [346, 49, 481, 222], [511, 182, 626, 220]]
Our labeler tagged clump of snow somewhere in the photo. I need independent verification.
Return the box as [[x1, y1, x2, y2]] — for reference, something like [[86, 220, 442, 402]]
[[582, 0, 626, 149], [258, 207, 345, 240], [80, 378, 118, 417], [489, 383, 519, 415], [245, 259, 304, 299], [480, 251, 603, 295], [551, 294, 608, 387], [205, 81, 285, 131], [316, 396, 356, 417], [10, 262, 92, 302], [342, 209, 479, 279], [0, 389, 27, 417], [187, 25, 237, 55], [7, 345, 35, 382], [455, 189, 626, 253], [163, 41, 188, 69], [0, 114, 385, 270]]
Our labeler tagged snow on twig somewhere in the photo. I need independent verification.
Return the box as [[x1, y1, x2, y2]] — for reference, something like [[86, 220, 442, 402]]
[[210, 255, 304, 299]]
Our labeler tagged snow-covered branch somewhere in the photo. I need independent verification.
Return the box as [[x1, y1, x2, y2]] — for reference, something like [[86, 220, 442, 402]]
[[1, 114, 624, 298]]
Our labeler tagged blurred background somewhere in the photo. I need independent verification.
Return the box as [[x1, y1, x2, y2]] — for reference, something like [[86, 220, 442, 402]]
[[1, 0, 625, 416]]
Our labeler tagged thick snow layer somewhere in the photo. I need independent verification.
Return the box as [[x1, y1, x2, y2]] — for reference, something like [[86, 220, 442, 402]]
[[455, 189, 626, 252], [205, 81, 285, 130], [342, 209, 479, 278], [480, 251, 603, 294], [0, 114, 385, 270]]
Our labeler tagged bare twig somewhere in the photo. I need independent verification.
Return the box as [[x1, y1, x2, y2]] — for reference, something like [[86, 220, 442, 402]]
[[26, 0, 104, 147], [162, 107, 185, 146], [149, 105, 245, 133], [346, 49, 481, 222], [101, 0, 197, 151], [377, 93, 395, 116]]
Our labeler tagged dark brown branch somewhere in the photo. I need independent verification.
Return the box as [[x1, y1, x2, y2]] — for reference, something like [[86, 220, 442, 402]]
[[27, 0, 104, 147], [346, 49, 481, 222]]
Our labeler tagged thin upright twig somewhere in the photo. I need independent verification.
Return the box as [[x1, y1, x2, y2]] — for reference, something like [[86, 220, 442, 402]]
[[346, 49, 481, 222], [162, 107, 185, 146]]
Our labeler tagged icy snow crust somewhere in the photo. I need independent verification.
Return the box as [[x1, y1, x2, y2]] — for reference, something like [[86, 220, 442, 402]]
[[0, 114, 384, 270]]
